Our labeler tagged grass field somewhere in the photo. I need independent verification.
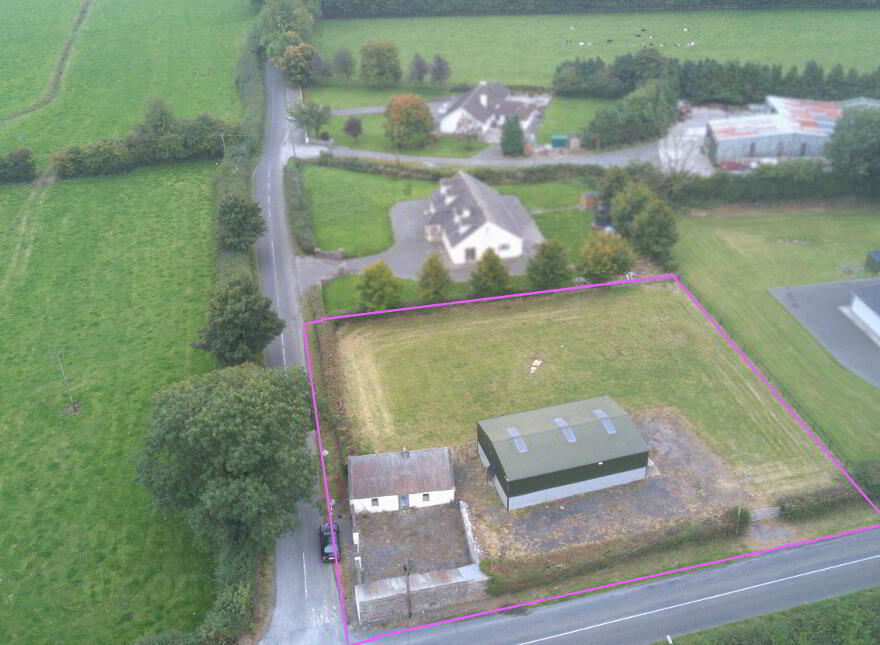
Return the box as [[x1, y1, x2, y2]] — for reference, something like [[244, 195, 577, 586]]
[[301, 165, 436, 257], [676, 206, 880, 462], [0, 0, 83, 118], [537, 98, 613, 144], [313, 9, 880, 89], [304, 84, 453, 110], [334, 284, 834, 499], [0, 0, 253, 161], [0, 163, 219, 644], [324, 112, 488, 157]]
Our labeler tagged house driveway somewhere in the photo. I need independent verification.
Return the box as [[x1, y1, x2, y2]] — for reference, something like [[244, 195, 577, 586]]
[[296, 198, 545, 293]]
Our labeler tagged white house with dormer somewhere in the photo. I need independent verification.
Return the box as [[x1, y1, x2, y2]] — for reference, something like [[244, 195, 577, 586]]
[[424, 172, 528, 264], [438, 81, 544, 143]]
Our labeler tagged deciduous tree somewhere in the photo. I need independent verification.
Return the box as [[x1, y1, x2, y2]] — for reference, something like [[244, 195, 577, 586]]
[[526, 240, 572, 290], [278, 42, 320, 86], [194, 274, 284, 366], [578, 233, 634, 284], [357, 260, 403, 311], [429, 55, 450, 86], [135, 364, 316, 552], [360, 40, 402, 87], [333, 48, 355, 81], [631, 198, 678, 266], [829, 108, 880, 191], [418, 253, 452, 304], [217, 195, 266, 251], [610, 181, 657, 238], [408, 54, 430, 84], [288, 100, 331, 139], [470, 248, 510, 297], [384, 94, 435, 149]]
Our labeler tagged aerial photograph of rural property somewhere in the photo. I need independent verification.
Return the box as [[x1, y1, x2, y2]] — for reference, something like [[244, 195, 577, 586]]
[[3, 1, 880, 644]]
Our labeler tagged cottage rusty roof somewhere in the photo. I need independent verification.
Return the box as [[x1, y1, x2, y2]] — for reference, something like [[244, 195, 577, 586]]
[[348, 447, 454, 500]]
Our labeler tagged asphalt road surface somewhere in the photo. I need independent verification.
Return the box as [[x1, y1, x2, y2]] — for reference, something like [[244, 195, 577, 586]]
[[350, 528, 880, 645], [255, 62, 345, 645]]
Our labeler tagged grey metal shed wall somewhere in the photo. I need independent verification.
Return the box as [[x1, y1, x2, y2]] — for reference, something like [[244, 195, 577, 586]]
[[506, 450, 649, 497], [506, 467, 647, 510], [714, 132, 828, 161]]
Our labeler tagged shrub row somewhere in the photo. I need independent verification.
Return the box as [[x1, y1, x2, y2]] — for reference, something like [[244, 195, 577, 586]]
[[284, 159, 316, 253], [482, 507, 745, 596], [554, 49, 880, 104], [51, 108, 238, 179], [312, 150, 605, 184], [0, 147, 37, 183], [775, 485, 861, 521], [321, 0, 880, 19], [583, 77, 679, 147]]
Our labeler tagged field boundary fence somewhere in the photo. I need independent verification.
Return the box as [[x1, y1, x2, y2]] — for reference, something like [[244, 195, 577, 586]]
[[676, 274, 854, 476]]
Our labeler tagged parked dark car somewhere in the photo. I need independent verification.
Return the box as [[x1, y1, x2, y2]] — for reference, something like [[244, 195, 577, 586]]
[[320, 522, 340, 563]]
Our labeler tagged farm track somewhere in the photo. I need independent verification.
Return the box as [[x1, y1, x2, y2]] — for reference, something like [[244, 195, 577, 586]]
[[0, 0, 94, 123]]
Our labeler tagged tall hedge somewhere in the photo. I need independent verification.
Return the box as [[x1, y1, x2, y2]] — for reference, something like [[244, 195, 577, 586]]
[[0, 147, 37, 183], [284, 159, 316, 252], [321, 0, 880, 18], [584, 77, 679, 147]]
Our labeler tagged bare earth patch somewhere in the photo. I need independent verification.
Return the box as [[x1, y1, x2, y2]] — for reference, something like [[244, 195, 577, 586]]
[[457, 408, 743, 560]]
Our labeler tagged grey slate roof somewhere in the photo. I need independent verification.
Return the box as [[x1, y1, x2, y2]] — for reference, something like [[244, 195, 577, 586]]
[[348, 447, 454, 500], [444, 82, 535, 126], [478, 397, 649, 481], [853, 285, 880, 314], [426, 172, 523, 247]]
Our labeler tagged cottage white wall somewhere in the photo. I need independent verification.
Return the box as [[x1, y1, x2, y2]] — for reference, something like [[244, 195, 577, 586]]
[[439, 109, 465, 134], [408, 489, 455, 509], [853, 295, 880, 335], [351, 495, 399, 514], [443, 222, 522, 265]]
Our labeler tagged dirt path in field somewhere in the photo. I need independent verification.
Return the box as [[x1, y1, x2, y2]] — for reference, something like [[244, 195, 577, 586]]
[[0, 0, 94, 123]]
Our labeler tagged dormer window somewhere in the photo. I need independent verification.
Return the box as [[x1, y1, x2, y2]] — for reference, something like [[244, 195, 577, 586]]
[[444, 194, 455, 206]]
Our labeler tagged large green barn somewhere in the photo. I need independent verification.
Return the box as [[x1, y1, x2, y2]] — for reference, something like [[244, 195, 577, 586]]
[[477, 396, 649, 510]]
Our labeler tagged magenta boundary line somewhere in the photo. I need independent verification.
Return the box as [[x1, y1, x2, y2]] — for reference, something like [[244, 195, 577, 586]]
[[300, 273, 879, 644]]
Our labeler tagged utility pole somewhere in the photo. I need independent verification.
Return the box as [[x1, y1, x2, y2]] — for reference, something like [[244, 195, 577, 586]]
[[50, 350, 78, 412], [403, 559, 412, 618]]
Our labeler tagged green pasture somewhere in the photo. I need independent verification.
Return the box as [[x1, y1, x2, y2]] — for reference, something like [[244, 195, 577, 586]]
[[325, 112, 487, 157], [333, 284, 832, 497], [301, 165, 435, 257], [537, 98, 614, 145], [313, 9, 880, 89], [676, 207, 880, 462], [0, 163, 219, 644], [0, 0, 253, 161], [0, 0, 83, 118]]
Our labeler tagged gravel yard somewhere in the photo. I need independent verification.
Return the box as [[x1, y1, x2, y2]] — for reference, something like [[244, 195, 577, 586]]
[[358, 504, 472, 583], [457, 408, 745, 559]]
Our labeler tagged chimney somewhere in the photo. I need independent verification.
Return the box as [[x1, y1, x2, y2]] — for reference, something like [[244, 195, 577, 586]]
[[480, 92, 488, 108], [402, 446, 409, 458]]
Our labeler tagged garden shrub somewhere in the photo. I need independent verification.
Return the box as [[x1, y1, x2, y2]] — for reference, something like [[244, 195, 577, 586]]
[[284, 159, 317, 253], [583, 77, 679, 147], [0, 147, 38, 183]]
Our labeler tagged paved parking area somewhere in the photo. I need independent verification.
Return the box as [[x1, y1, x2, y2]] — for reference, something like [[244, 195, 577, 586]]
[[770, 277, 880, 388], [358, 504, 471, 583]]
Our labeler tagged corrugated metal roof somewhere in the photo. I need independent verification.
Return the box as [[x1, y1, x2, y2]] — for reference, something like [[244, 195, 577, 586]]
[[348, 447, 454, 500], [478, 396, 649, 481], [708, 95, 851, 142]]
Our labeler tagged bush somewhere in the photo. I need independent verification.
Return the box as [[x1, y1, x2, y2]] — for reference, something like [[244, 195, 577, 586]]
[[284, 159, 316, 253], [361, 40, 402, 87], [776, 485, 861, 521], [583, 77, 678, 148], [0, 147, 38, 183], [384, 94, 436, 148]]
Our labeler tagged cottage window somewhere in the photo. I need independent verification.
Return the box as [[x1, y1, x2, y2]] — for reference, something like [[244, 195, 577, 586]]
[[465, 247, 477, 262], [371, 498, 379, 507], [499, 244, 510, 251], [422, 493, 430, 502]]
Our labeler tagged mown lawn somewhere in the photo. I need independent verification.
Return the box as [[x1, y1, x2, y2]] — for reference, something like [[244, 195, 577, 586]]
[[301, 165, 436, 257], [0, 0, 253, 161], [0, 0, 82, 117], [537, 97, 614, 145], [0, 163, 218, 645], [533, 209, 595, 263], [304, 84, 453, 110], [676, 207, 880, 462], [333, 284, 833, 498], [325, 112, 487, 157], [312, 9, 880, 88]]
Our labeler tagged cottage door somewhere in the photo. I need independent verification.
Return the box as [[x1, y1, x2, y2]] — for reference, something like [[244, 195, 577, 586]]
[[398, 494, 409, 509]]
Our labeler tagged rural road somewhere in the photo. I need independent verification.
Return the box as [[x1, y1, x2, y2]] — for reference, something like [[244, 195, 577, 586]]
[[350, 528, 880, 645], [254, 62, 345, 645]]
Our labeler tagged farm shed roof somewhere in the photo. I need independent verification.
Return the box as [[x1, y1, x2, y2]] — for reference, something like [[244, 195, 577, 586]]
[[478, 396, 649, 481], [839, 97, 880, 110], [426, 171, 523, 247], [853, 285, 880, 314], [348, 447, 454, 500]]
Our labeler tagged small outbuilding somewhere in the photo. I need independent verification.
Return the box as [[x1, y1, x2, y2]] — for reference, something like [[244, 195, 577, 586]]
[[851, 285, 880, 338], [477, 396, 649, 510], [348, 447, 455, 514], [866, 250, 880, 274]]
